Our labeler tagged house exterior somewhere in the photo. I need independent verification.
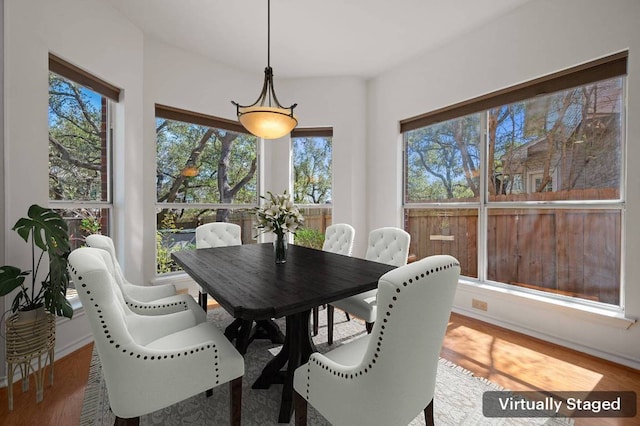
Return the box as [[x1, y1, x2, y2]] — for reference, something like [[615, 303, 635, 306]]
[[497, 78, 622, 196]]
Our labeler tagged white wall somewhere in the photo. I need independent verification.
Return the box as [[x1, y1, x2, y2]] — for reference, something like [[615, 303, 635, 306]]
[[3, 0, 144, 377], [281, 77, 369, 255], [0, 0, 5, 379], [367, 0, 640, 368]]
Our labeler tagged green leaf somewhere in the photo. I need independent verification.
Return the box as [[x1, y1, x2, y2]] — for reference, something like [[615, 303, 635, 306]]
[[12, 204, 70, 255], [0, 265, 29, 296], [44, 290, 73, 319], [7, 204, 72, 317]]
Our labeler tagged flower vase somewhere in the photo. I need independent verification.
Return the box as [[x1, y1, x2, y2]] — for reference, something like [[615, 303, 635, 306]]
[[274, 233, 288, 264]]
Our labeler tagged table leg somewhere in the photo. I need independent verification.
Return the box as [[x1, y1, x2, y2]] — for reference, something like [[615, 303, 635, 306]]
[[234, 320, 254, 355], [250, 319, 285, 345], [224, 318, 245, 342], [252, 323, 290, 389], [225, 318, 285, 355], [252, 310, 317, 424], [312, 307, 319, 336]]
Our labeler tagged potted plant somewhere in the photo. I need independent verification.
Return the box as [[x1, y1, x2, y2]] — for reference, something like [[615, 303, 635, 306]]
[[0, 204, 73, 319]]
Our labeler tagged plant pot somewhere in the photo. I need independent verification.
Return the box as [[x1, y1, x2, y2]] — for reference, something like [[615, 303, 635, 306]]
[[15, 305, 47, 324]]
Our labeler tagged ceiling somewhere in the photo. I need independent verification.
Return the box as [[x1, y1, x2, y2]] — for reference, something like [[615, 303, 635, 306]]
[[106, 0, 532, 79]]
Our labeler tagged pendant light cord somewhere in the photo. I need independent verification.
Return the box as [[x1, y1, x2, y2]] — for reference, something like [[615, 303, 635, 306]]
[[267, 0, 271, 69]]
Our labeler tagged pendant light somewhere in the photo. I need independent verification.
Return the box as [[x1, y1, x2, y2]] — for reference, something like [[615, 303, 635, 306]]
[[232, 0, 298, 139]]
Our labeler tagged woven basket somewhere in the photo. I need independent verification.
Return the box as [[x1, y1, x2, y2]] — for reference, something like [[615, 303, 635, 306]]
[[5, 309, 56, 410]]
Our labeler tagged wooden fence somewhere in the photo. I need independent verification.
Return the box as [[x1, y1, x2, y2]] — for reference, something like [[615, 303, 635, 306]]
[[173, 207, 332, 244], [405, 203, 620, 304]]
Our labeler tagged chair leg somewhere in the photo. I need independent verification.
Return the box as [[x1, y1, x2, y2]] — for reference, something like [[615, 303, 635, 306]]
[[327, 305, 335, 345], [198, 290, 208, 311], [114, 417, 139, 426], [365, 321, 374, 334], [345, 312, 351, 321], [294, 391, 308, 426], [312, 306, 319, 336], [229, 377, 242, 426], [424, 399, 434, 426]]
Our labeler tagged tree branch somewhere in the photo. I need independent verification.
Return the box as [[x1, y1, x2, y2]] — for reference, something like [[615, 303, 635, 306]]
[[49, 135, 101, 171]]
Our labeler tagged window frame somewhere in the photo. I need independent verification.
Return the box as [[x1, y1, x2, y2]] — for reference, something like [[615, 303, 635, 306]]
[[154, 104, 261, 275], [48, 53, 116, 237], [402, 52, 627, 311], [290, 127, 334, 249], [291, 127, 334, 207], [48, 54, 119, 304]]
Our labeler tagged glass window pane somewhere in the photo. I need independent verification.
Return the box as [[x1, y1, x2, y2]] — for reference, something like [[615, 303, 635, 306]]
[[403, 67, 624, 307], [55, 207, 111, 298], [405, 114, 481, 203], [156, 207, 258, 274], [49, 72, 110, 202], [404, 208, 478, 278], [293, 206, 332, 249], [292, 136, 332, 204], [487, 208, 620, 304], [489, 77, 623, 201], [156, 118, 258, 205], [56, 208, 111, 250]]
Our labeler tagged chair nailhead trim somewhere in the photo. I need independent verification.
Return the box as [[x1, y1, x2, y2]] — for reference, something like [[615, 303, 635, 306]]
[[305, 260, 460, 399], [71, 267, 221, 384], [126, 300, 188, 311]]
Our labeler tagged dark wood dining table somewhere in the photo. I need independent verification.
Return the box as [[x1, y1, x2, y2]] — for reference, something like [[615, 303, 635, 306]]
[[172, 242, 396, 423]]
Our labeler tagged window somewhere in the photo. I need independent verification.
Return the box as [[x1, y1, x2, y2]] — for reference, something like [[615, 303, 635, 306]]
[[155, 105, 259, 273], [291, 128, 333, 249], [402, 52, 626, 307], [49, 55, 117, 243], [49, 54, 118, 299]]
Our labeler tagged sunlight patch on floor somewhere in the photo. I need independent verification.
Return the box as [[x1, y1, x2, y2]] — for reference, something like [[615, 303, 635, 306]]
[[441, 325, 604, 393]]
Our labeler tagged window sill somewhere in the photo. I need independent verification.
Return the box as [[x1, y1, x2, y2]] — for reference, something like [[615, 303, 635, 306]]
[[53, 295, 85, 325], [457, 279, 637, 330], [69, 295, 84, 312], [152, 271, 195, 286]]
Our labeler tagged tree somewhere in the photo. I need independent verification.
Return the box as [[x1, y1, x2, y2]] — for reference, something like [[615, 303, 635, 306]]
[[48, 73, 106, 201], [292, 137, 332, 204], [405, 115, 480, 201], [487, 81, 618, 197], [155, 119, 258, 223], [155, 119, 258, 272]]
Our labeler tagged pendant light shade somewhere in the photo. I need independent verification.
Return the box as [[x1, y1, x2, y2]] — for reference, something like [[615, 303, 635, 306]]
[[181, 165, 199, 177], [232, 0, 297, 139], [237, 103, 298, 140]]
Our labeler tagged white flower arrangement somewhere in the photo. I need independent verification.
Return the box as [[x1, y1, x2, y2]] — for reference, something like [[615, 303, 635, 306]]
[[255, 190, 304, 238]]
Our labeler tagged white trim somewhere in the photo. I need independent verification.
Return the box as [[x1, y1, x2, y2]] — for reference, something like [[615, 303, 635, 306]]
[[458, 279, 635, 329]]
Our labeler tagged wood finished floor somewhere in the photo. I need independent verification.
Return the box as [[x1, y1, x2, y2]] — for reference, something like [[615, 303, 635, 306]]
[[0, 311, 638, 425]]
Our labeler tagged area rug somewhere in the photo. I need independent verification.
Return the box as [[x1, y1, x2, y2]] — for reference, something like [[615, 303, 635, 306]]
[[80, 307, 572, 425]]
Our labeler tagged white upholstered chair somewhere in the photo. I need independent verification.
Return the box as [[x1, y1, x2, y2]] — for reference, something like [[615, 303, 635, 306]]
[[312, 224, 356, 335], [195, 222, 242, 309], [294, 255, 460, 426], [85, 234, 206, 323], [195, 222, 242, 249], [195, 222, 261, 349], [327, 227, 410, 345], [69, 247, 244, 425], [322, 223, 356, 256]]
